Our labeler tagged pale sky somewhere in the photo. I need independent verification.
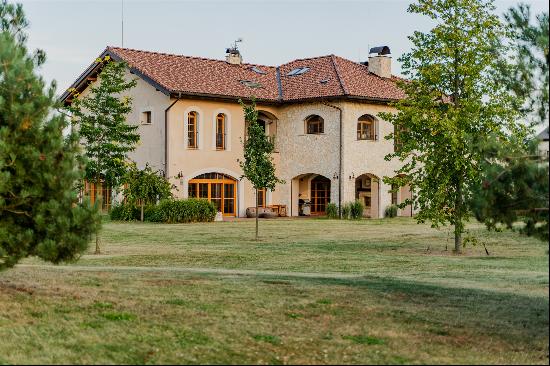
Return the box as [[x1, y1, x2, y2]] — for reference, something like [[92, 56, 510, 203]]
[[17, 0, 549, 96]]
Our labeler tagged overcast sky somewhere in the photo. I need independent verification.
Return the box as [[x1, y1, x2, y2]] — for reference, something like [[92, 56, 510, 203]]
[[17, 0, 549, 95]]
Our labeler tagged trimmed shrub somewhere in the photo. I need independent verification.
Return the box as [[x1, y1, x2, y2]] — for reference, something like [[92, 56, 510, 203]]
[[385, 204, 398, 218], [341, 203, 351, 220], [350, 200, 364, 220], [150, 198, 216, 223], [326, 203, 338, 219]]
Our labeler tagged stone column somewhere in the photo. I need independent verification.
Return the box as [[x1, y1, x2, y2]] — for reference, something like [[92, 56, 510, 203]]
[[378, 181, 393, 219]]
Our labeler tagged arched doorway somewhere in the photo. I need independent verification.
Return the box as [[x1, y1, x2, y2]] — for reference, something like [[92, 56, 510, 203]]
[[188, 172, 237, 216], [355, 173, 379, 218], [311, 175, 331, 214]]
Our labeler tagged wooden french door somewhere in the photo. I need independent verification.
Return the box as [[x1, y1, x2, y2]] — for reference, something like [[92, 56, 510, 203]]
[[310, 176, 330, 214], [188, 173, 236, 216]]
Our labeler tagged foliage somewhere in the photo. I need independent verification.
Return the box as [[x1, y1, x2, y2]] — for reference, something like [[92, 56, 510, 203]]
[[238, 98, 283, 239], [122, 163, 173, 221], [67, 58, 139, 189], [501, 3, 549, 126], [148, 199, 216, 223], [471, 136, 549, 241], [325, 203, 339, 219], [110, 199, 216, 223], [341, 203, 351, 220], [349, 200, 364, 220], [381, 0, 522, 252], [0, 1, 99, 270], [123, 163, 172, 205], [385, 205, 398, 218]]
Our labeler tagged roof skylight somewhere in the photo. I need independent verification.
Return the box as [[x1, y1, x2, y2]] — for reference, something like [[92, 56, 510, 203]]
[[287, 67, 310, 76], [250, 66, 266, 75]]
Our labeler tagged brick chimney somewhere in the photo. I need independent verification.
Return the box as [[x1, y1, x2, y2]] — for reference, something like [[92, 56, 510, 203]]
[[367, 46, 392, 78], [225, 39, 243, 65], [226, 51, 242, 65]]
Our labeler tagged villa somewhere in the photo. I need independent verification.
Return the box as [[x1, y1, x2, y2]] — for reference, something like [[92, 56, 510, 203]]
[[62, 45, 413, 218]]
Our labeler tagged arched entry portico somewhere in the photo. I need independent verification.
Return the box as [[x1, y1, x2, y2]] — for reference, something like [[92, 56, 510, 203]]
[[290, 173, 331, 216], [355, 173, 380, 218]]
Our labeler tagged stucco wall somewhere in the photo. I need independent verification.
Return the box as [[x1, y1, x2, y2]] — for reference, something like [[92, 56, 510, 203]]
[[76, 67, 412, 218]]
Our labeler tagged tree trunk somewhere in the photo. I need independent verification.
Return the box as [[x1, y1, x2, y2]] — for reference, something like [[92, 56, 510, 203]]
[[140, 201, 144, 222], [94, 162, 101, 255], [255, 188, 259, 241], [454, 182, 462, 254]]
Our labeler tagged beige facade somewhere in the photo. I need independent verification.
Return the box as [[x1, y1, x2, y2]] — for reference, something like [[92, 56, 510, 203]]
[[80, 69, 413, 218]]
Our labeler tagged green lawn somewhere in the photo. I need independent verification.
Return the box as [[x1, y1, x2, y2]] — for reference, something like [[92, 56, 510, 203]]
[[1, 217, 548, 364]]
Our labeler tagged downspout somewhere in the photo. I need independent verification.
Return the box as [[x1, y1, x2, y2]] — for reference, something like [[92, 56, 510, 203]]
[[164, 93, 182, 178], [322, 102, 343, 218]]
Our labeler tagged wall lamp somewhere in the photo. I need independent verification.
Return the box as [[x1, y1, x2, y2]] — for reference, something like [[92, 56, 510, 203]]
[[332, 173, 339, 180], [349, 172, 355, 181]]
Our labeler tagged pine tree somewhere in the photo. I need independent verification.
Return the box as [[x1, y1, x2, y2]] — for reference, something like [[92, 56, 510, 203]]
[[239, 99, 283, 240], [67, 59, 139, 254], [381, 0, 522, 253], [471, 136, 548, 241], [0, 1, 100, 270]]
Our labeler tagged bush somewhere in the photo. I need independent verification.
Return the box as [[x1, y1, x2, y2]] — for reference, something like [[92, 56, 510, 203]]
[[110, 202, 140, 221], [326, 203, 338, 219], [349, 200, 364, 220], [149, 198, 216, 223], [385, 204, 398, 218], [341, 203, 351, 220]]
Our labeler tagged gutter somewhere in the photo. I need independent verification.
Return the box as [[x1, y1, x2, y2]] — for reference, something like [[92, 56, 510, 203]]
[[322, 102, 343, 218], [164, 93, 182, 178]]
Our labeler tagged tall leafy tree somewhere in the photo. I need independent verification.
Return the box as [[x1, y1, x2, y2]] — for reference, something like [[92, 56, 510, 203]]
[[0, 1, 99, 270], [239, 99, 283, 240], [123, 163, 173, 221], [381, 0, 522, 253], [67, 59, 139, 254]]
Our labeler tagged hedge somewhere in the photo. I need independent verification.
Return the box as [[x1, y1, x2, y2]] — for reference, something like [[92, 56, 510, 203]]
[[110, 198, 216, 223]]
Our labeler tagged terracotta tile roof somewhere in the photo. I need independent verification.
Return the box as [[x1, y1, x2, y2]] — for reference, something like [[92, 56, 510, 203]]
[[108, 47, 280, 101], [331, 56, 406, 100], [64, 47, 405, 104]]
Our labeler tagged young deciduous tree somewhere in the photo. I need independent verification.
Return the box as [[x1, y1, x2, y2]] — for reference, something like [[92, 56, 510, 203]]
[[123, 163, 173, 221], [239, 99, 283, 240], [67, 59, 139, 254], [381, 0, 522, 253], [0, 1, 100, 270]]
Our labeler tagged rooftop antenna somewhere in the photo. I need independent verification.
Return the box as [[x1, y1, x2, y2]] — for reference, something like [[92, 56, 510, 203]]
[[228, 38, 243, 53]]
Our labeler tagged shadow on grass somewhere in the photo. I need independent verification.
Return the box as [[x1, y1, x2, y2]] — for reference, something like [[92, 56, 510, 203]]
[[248, 272, 549, 348]]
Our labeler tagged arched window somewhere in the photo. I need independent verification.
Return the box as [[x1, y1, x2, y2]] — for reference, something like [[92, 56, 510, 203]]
[[187, 111, 198, 149], [215, 113, 226, 150], [188, 172, 237, 216], [357, 114, 376, 140], [305, 115, 324, 134]]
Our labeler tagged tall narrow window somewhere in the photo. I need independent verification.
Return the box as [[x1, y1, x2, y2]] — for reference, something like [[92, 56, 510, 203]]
[[187, 111, 198, 149], [305, 115, 324, 134], [216, 113, 226, 150], [142, 111, 152, 124], [357, 114, 376, 140]]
